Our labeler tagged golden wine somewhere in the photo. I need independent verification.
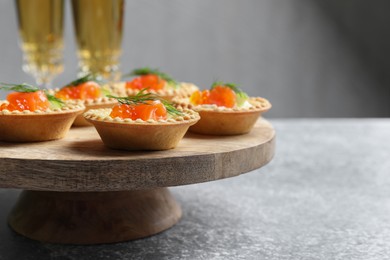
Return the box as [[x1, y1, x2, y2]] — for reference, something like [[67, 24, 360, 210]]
[[15, 0, 64, 85], [71, 0, 124, 81]]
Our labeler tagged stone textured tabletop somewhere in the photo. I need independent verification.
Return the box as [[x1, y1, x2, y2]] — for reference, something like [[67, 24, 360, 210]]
[[1, 119, 390, 259]]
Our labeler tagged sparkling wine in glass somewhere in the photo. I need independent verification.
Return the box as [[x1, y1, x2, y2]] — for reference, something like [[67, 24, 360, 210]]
[[15, 0, 64, 88], [71, 0, 124, 83]]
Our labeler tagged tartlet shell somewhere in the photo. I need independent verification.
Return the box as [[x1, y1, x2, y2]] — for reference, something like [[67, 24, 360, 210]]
[[84, 108, 200, 150], [0, 105, 84, 142], [175, 97, 272, 135], [113, 82, 199, 101], [73, 98, 117, 126]]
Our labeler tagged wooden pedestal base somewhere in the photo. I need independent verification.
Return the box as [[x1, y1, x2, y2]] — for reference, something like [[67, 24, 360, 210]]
[[1, 120, 275, 245], [7, 188, 182, 244]]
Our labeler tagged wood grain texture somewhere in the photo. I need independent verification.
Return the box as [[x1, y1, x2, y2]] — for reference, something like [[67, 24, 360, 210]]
[[0, 118, 275, 191], [8, 188, 181, 244]]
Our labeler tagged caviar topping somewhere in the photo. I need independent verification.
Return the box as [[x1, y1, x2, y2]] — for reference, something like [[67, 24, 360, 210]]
[[124, 67, 179, 91], [0, 83, 63, 111], [108, 89, 183, 120], [190, 81, 249, 108], [110, 100, 167, 121], [55, 74, 108, 100]]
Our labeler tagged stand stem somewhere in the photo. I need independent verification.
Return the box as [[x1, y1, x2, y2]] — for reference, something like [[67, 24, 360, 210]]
[[8, 188, 181, 244]]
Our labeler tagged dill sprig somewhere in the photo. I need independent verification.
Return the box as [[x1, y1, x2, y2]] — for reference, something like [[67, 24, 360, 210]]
[[107, 89, 183, 116], [45, 93, 65, 108], [123, 67, 179, 88], [63, 74, 102, 88], [0, 83, 40, 92]]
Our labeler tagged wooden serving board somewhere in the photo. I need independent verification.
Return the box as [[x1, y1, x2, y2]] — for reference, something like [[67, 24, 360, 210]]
[[1, 118, 275, 244], [0, 118, 275, 192]]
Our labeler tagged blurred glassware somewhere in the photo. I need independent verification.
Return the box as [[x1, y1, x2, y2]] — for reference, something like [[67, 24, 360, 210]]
[[15, 0, 64, 88], [71, 0, 124, 83]]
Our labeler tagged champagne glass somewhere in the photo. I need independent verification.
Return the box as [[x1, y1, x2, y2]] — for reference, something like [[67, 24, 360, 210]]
[[71, 0, 124, 83], [15, 0, 64, 88]]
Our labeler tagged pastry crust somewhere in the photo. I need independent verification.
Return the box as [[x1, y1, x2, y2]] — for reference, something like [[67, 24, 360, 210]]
[[0, 103, 84, 142], [84, 108, 200, 150], [113, 82, 199, 101], [50, 88, 118, 126], [71, 97, 117, 126], [174, 97, 271, 135]]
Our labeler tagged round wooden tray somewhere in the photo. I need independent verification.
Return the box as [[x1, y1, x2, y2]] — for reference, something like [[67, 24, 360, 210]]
[[0, 118, 275, 244]]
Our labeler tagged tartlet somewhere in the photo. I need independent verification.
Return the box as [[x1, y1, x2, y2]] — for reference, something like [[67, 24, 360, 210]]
[[84, 91, 200, 151], [69, 97, 116, 126], [53, 75, 117, 126], [116, 67, 198, 101], [0, 84, 84, 142], [175, 82, 271, 135], [123, 81, 198, 101]]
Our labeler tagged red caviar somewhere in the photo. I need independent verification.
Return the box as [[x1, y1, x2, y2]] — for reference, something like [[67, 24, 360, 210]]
[[190, 85, 236, 108], [126, 74, 165, 91], [0, 90, 50, 111], [55, 81, 101, 100], [110, 100, 167, 121]]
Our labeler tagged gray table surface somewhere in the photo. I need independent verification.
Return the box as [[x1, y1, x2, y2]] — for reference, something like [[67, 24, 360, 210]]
[[1, 119, 389, 260]]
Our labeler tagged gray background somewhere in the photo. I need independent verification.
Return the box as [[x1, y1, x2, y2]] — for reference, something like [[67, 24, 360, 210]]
[[0, 0, 389, 118]]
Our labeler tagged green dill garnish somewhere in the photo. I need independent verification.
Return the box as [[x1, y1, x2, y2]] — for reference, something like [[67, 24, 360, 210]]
[[45, 91, 65, 108], [123, 67, 179, 88], [63, 74, 102, 88], [107, 89, 183, 116], [0, 83, 40, 93]]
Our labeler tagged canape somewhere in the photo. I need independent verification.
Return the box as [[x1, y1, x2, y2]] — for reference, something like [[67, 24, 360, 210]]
[[0, 83, 84, 142], [84, 90, 200, 151], [175, 82, 271, 135], [54, 75, 117, 126], [115, 67, 198, 101]]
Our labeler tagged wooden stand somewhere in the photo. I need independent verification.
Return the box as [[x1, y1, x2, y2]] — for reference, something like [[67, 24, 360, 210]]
[[0, 119, 275, 244], [8, 188, 181, 244]]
